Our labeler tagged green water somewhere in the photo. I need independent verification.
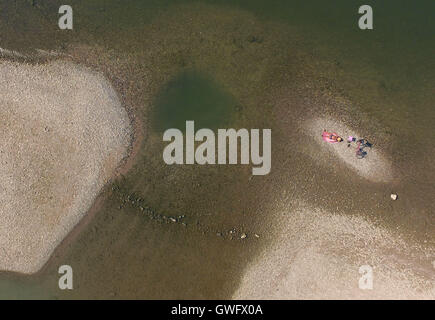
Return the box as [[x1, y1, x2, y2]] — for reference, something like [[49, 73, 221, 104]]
[[0, 0, 433, 299], [3, 0, 434, 131], [152, 71, 234, 132], [0, 282, 50, 300]]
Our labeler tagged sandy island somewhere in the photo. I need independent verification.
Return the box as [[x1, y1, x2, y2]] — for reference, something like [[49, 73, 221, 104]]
[[0, 59, 132, 274], [305, 117, 393, 183]]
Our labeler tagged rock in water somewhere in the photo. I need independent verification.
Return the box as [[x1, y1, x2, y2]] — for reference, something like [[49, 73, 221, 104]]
[[391, 194, 398, 200]]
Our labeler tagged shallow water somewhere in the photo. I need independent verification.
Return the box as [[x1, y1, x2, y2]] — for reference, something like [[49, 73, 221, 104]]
[[152, 70, 234, 132], [0, 0, 433, 299], [0, 277, 52, 300]]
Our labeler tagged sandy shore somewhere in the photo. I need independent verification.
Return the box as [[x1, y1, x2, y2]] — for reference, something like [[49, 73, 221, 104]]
[[304, 117, 393, 183], [233, 201, 434, 299], [0, 59, 132, 274]]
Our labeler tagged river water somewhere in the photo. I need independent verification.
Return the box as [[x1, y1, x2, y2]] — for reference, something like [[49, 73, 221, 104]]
[[0, 0, 433, 299]]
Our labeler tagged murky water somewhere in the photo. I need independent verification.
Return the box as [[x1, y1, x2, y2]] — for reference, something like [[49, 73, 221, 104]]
[[0, 0, 433, 299], [152, 70, 234, 132]]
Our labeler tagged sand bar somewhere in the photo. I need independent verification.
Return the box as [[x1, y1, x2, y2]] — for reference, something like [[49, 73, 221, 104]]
[[0, 59, 132, 274], [304, 117, 393, 183], [233, 201, 434, 299]]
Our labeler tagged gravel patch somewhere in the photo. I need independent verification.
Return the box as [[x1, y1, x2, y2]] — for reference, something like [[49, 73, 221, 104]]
[[0, 59, 132, 274]]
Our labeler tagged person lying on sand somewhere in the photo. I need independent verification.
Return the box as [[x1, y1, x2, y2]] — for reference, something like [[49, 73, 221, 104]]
[[355, 139, 373, 159], [322, 129, 343, 143], [358, 139, 373, 148]]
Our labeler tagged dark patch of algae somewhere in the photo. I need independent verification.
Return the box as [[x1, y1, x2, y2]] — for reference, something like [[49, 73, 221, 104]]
[[0, 1, 433, 298]]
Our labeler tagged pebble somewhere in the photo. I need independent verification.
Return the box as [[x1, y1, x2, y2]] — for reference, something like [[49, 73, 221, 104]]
[[391, 193, 398, 200], [240, 233, 247, 239]]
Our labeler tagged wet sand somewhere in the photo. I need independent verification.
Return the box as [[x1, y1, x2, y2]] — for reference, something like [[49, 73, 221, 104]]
[[0, 59, 132, 274], [233, 202, 434, 299]]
